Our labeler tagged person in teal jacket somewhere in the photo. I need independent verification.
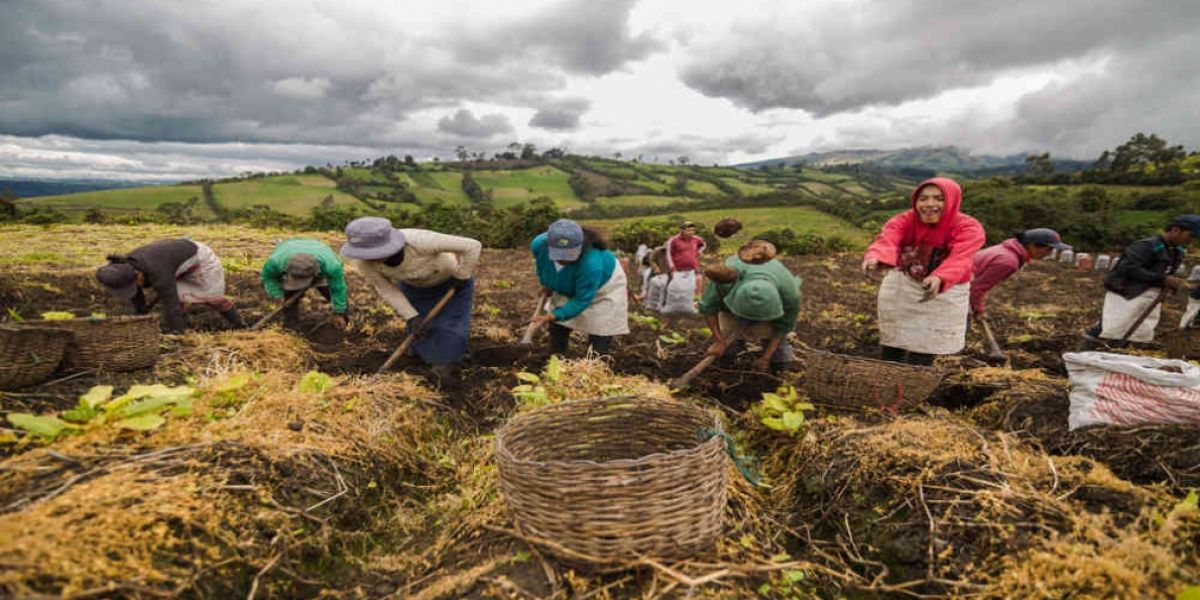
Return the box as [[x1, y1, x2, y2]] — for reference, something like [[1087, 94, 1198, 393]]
[[699, 242, 802, 372], [260, 238, 349, 329], [530, 219, 630, 355]]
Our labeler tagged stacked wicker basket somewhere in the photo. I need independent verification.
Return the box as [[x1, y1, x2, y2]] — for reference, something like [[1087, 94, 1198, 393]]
[[496, 396, 728, 564], [802, 348, 945, 411], [0, 315, 161, 389]]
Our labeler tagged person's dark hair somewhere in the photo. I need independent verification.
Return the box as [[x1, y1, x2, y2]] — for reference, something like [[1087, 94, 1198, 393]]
[[581, 227, 608, 250], [106, 253, 131, 264]]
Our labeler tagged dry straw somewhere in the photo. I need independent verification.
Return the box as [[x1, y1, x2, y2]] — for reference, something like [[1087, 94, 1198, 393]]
[[0, 326, 72, 390], [496, 395, 728, 564], [17, 314, 160, 372], [802, 347, 945, 410]]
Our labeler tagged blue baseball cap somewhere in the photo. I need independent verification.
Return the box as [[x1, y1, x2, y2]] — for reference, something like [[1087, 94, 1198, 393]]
[[1023, 228, 1070, 250], [1169, 215, 1200, 234], [546, 219, 584, 262]]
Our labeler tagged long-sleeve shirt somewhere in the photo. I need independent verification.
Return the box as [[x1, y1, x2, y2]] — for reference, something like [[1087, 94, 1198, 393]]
[[125, 239, 199, 333], [666, 234, 706, 272], [969, 238, 1028, 316], [1105, 234, 1184, 300], [260, 238, 348, 314], [531, 233, 617, 321], [699, 256, 802, 336], [350, 229, 482, 320]]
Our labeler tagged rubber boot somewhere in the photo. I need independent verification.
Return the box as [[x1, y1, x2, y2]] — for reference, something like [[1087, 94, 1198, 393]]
[[221, 307, 248, 329]]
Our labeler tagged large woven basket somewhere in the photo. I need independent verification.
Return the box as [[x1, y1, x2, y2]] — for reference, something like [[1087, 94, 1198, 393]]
[[18, 315, 160, 372], [496, 396, 728, 564], [802, 348, 945, 411], [0, 326, 73, 390]]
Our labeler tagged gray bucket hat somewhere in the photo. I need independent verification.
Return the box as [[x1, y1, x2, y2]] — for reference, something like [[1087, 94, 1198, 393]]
[[340, 217, 406, 260], [283, 253, 319, 291]]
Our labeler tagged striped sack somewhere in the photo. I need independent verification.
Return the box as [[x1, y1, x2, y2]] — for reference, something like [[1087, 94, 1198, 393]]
[[1064, 351, 1200, 431]]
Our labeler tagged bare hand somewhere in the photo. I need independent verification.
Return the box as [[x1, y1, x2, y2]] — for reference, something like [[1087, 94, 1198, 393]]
[[920, 275, 942, 300], [861, 256, 879, 274], [332, 314, 348, 329], [752, 356, 771, 372], [531, 313, 556, 328], [1165, 276, 1184, 291]]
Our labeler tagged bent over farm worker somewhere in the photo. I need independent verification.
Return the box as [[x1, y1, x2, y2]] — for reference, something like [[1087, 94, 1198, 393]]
[[530, 219, 630, 355], [861, 178, 985, 365], [699, 250, 802, 373], [96, 238, 245, 333], [340, 217, 481, 382], [260, 238, 349, 329], [1081, 215, 1199, 348], [970, 228, 1070, 318]]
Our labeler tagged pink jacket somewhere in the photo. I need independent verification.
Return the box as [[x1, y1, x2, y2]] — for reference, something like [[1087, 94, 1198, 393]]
[[864, 177, 985, 292], [969, 238, 1028, 316]]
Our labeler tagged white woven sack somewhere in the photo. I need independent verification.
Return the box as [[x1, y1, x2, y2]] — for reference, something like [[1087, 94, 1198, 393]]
[[1063, 351, 1200, 430], [660, 270, 697, 315]]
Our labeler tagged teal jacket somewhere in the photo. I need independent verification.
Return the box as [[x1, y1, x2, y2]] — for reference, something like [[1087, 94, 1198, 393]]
[[699, 256, 802, 336], [531, 233, 617, 321], [260, 238, 348, 314]]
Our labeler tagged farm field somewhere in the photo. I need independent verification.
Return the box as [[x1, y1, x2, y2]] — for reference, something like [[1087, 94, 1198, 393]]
[[213, 175, 361, 215], [17, 184, 211, 216], [0, 223, 1196, 598], [471, 166, 584, 209], [587, 206, 875, 247]]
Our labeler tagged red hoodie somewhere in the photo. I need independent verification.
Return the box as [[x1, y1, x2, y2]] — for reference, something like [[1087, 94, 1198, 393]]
[[864, 177, 985, 292], [969, 238, 1028, 316]]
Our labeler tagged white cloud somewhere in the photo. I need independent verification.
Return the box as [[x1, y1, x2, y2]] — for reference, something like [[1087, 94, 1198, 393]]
[[269, 77, 332, 100]]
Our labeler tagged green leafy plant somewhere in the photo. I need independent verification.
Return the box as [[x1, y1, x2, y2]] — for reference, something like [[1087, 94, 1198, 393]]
[[5, 383, 194, 443], [630, 312, 663, 330], [39, 311, 76, 321], [5, 307, 24, 321], [297, 370, 334, 394], [658, 331, 686, 346], [510, 355, 565, 407], [756, 386, 814, 435], [490, 279, 514, 289]]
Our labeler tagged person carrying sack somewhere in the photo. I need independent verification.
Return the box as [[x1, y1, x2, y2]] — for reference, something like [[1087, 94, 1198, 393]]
[[340, 217, 480, 384], [260, 238, 349, 330], [529, 219, 629, 355], [699, 243, 801, 373], [96, 238, 245, 333], [862, 178, 985, 365], [1080, 215, 1200, 348]]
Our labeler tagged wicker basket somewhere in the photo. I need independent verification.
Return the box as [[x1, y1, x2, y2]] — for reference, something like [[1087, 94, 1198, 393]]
[[802, 348, 945, 411], [17, 315, 160, 372], [0, 326, 73, 390], [496, 396, 728, 564]]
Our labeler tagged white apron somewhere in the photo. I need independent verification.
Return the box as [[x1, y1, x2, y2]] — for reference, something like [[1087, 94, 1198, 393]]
[[550, 266, 630, 337], [1100, 290, 1161, 343], [1181, 297, 1200, 330], [175, 241, 227, 304], [877, 270, 969, 355]]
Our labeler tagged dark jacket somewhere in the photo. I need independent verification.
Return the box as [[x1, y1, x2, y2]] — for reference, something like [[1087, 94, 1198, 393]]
[[126, 239, 199, 332], [1104, 235, 1183, 300]]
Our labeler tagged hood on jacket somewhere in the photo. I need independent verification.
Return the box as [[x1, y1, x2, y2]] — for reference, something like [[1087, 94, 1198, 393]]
[[1000, 237, 1030, 266], [907, 177, 963, 247]]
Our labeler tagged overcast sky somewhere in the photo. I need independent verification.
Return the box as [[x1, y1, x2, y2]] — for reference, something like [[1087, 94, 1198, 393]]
[[2, 0, 1198, 180]]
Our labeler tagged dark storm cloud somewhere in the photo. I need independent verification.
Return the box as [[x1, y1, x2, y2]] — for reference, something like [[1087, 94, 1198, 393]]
[[0, 0, 625, 145], [453, 0, 663, 75], [436, 109, 513, 138], [678, 1, 1199, 116], [529, 98, 591, 131]]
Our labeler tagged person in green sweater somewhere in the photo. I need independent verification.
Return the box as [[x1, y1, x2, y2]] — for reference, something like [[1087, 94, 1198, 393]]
[[699, 243, 802, 372], [260, 238, 349, 329]]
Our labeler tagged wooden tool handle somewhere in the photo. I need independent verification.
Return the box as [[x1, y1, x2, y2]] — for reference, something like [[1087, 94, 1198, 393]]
[[670, 328, 744, 388], [1118, 287, 1169, 343], [250, 289, 307, 330], [519, 291, 553, 345], [377, 287, 457, 374], [979, 317, 1005, 358]]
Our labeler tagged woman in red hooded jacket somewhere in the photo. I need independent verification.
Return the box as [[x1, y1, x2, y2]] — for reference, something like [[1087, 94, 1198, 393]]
[[862, 178, 985, 364]]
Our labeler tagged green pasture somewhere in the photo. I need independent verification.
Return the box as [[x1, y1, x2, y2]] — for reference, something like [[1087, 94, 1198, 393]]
[[213, 175, 360, 215], [18, 184, 213, 218], [586, 206, 872, 248]]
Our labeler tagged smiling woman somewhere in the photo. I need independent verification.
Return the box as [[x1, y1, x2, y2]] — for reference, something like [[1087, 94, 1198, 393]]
[[861, 177, 985, 365]]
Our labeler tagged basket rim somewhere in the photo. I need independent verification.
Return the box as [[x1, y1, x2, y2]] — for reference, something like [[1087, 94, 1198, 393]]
[[802, 346, 948, 374], [16, 314, 160, 326], [495, 395, 723, 469]]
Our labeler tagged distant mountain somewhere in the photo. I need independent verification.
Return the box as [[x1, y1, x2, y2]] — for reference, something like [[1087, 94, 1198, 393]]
[[737, 146, 1091, 175], [0, 178, 152, 199]]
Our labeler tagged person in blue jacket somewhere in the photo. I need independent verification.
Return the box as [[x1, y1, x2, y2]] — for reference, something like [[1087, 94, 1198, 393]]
[[530, 219, 630, 355]]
